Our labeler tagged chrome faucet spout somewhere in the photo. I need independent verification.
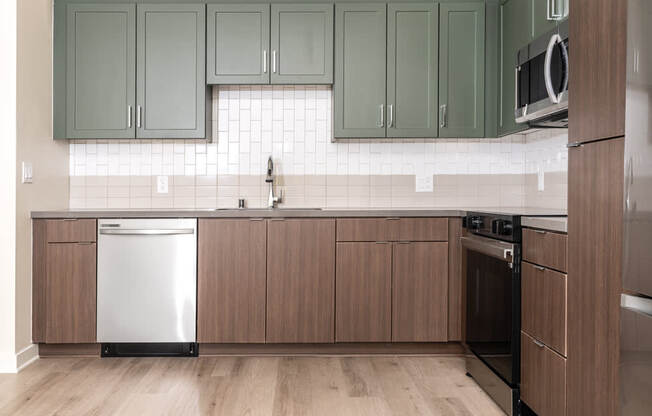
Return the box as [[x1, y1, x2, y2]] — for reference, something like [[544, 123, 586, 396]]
[[266, 156, 281, 208]]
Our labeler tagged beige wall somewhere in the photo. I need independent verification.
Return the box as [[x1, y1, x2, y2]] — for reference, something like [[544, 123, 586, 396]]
[[14, 0, 69, 358], [0, 0, 17, 373]]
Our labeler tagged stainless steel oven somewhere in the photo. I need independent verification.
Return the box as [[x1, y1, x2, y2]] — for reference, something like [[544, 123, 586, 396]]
[[515, 20, 569, 127], [463, 213, 521, 416]]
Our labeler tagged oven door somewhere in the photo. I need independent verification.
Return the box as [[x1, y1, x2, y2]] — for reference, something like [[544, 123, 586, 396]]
[[462, 234, 520, 387]]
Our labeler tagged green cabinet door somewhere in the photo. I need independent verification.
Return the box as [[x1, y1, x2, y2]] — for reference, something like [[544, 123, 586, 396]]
[[499, 0, 532, 136], [386, 3, 438, 138], [532, 0, 560, 38], [334, 3, 386, 138], [65, 4, 135, 139], [439, 2, 485, 138], [207, 4, 270, 84], [271, 4, 333, 84], [136, 4, 207, 139]]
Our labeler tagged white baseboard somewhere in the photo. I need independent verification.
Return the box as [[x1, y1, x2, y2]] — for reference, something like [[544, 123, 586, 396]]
[[0, 344, 38, 373]]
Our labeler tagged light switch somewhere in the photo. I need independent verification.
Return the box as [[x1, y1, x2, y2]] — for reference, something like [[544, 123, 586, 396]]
[[415, 174, 434, 193], [156, 175, 169, 194], [22, 162, 33, 184]]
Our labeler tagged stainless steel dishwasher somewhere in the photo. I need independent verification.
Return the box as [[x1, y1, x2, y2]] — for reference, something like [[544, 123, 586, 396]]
[[97, 218, 197, 356]]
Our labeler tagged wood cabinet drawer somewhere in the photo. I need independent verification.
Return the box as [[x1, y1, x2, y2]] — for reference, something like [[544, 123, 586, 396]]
[[337, 218, 448, 242], [521, 331, 567, 416], [398, 218, 448, 241], [522, 262, 567, 356], [523, 228, 567, 272], [45, 219, 96, 243], [336, 218, 398, 241]]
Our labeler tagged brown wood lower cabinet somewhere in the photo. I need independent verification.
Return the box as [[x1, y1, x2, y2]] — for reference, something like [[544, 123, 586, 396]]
[[567, 138, 624, 416], [521, 331, 567, 416], [197, 219, 267, 343], [392, 242, 448, 342], [336, 242, 392, 342], [45, 242, 97, 344], [266, 219, 336, 343], [521, 261, 567, 356]]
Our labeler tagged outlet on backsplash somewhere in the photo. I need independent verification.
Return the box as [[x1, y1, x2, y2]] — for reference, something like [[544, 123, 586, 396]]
[[157, 176, 168, 194]]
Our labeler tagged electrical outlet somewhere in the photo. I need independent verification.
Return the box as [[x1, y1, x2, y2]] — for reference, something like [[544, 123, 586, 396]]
[[537, 167, 545, 191], [22, 162, 33, 184], [415, 174, 434, 193], [156, 175, 169, 193]]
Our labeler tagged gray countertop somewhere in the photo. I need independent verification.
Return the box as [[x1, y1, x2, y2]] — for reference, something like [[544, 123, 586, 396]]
[[522, 216, 568, 233], [30, 208, 467, 219], [31, 206, 567, 219]]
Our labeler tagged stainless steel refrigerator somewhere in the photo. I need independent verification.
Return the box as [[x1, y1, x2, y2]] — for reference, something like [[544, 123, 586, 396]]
[[621, 0, 652, 413]]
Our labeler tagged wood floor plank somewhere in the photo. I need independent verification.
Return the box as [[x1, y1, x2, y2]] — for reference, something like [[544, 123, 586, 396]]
[[0, 356, 504, 416]]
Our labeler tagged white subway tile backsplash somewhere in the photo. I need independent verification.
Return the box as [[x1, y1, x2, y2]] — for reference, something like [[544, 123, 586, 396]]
[[68, 85, 568, 210]]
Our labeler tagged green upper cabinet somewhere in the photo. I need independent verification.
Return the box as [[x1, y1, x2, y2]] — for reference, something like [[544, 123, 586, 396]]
[[64, 4, 136, 139], [439, 2, 485, 138], [271, 4, 334, 84], [532, 0, 568, 38], [207, 4, 270, 84], [137, 4, 206, 139], [386, 3, 439, 138], [498, 0, 532, 136], [334, 3, 387, 138]]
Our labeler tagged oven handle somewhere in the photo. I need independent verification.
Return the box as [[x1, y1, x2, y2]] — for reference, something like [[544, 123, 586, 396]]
[[461, 235, 515, 263], [544, 33, 564, 104]]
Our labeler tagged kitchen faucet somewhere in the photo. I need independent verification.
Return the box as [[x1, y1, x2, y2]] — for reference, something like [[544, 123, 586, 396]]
[[266, 156, 282, 208]]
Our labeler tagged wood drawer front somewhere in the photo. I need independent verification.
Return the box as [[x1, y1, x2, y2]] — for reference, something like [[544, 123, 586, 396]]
[[398, 218, 448, 241], [523, 228, 567, 272], [521, 331, 567, 416], [46, 219, 96, 243], [522, 262, 567, 356], [336, 218, 398, 241]]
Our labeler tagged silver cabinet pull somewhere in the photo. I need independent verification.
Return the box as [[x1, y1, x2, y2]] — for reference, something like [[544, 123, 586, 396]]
[[533, 339, 545, 348], [534, 230, 547, 235], [272, 50, 277, 73], [439, 104, 447, 128], [263, 50, 268, 73], [378, 104, 384, 127], [127, 105, 132, 128], [137, 105, 142, 128], [250, 218, 265, 221], [386, 217, 400, 221], [534, 265, 546, 271], [388, 104, 394, 128]]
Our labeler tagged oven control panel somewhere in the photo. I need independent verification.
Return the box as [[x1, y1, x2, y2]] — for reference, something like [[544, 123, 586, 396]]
[[464, 212, 521, 243]]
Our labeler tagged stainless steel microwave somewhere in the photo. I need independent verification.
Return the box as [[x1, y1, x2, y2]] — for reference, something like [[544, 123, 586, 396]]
[[515, 21, 569, 127]]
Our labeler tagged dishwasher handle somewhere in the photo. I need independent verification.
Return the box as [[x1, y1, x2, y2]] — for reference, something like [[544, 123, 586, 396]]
[[99, 228, 195, 236]]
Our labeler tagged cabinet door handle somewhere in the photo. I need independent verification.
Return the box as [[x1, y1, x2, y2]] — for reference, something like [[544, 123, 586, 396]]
[[137, 105, 142, 128], [439, 104, 447, 128], [272, 50, 277, 73], [534, 265, 546, 272], [127, 105, 132, 128], [263, 50, 268, 73], [534, 230, 547, 235], [386, 217, 400, 221], [388, 104, 394, 128], [398, 241, 411, 244], [533, 339, 545, 348], [250, 218, 264, 221], [378, 104, 384, 127]]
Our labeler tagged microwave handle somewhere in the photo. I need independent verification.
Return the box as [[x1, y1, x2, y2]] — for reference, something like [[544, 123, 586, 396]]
[[514, 66, 519, 112], [544, 34, 564, 104]]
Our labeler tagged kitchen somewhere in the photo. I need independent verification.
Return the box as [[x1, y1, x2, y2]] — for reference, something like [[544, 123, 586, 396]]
[[0, 0, 646, 415]]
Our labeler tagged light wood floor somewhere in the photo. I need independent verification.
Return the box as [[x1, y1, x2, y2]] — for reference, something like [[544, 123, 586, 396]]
[[0, 356, 505, 416]]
